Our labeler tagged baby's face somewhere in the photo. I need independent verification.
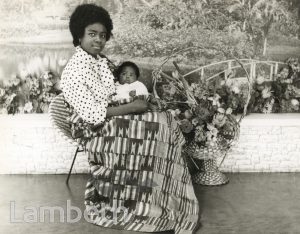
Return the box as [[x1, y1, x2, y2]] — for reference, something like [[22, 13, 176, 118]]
[[119, 66, 137, 84]]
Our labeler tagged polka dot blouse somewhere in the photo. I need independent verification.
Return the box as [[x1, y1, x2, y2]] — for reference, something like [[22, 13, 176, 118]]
[[61, 46, 116, 125]]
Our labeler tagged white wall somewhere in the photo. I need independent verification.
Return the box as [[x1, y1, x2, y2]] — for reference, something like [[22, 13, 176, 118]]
[[220, 114, 300, 172], [0, 114, 89, 174], [0, 113, 300, 174]]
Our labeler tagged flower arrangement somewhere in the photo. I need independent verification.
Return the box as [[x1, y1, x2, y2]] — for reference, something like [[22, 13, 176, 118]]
[[153, 59, 250, 159], [249, 58, 300, 113], [153, 54, 300, 162], [0, 71, 61, 114]]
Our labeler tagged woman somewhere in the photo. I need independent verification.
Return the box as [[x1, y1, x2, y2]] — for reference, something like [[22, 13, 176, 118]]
[[61, 4, 199, 234]]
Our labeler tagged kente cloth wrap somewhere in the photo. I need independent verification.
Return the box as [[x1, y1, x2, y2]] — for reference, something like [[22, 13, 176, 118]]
[[82, 111, 200, 234]]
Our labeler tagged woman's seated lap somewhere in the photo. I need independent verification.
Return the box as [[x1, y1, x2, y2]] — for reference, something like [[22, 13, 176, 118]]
[[66, 95, 158, 140]]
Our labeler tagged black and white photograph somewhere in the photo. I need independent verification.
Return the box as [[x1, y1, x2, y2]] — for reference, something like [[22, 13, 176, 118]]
[[0, 0, 300, 233]]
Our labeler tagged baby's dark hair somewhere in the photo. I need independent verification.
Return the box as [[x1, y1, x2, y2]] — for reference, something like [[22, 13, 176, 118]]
[[115, 61, 140, 80], [69, 4, 113, 47]]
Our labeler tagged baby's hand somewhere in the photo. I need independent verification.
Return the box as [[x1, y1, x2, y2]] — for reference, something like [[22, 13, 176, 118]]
[[129, 90, 136, 97]]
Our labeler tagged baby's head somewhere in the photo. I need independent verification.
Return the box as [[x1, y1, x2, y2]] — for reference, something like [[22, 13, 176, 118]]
[[115, 61, 140, 84]]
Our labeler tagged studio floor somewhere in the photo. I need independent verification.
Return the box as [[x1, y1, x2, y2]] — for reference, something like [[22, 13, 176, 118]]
[[0, 173, 299, 234]]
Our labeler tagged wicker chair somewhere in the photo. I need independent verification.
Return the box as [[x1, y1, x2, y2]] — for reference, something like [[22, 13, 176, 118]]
[[49, 93, 84, 184]]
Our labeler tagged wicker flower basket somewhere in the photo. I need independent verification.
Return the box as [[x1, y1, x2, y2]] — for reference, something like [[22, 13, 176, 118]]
[[152, 46, 251, 186], [182, 118, 239, 185], [191, 158, 229, 185]]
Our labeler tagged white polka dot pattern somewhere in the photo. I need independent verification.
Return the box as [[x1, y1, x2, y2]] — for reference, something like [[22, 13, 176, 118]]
[[61, 46, 116, 125]]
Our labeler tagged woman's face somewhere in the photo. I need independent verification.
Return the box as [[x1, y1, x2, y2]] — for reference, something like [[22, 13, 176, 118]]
[[80, 22, 107, 57], [119, 66, 138, 84]]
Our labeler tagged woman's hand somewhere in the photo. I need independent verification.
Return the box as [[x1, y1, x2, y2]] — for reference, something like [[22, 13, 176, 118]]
[[148, 95, 167, 111], [128, 99, 149, 113], [148, 103, 160, 112]]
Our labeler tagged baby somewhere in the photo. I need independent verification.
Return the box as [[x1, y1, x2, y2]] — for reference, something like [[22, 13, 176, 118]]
[[113, 61, 149, 101], [111, 61, 164, 111]]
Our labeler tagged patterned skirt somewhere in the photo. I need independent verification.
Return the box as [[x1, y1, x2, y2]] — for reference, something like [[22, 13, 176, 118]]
[[83, 111, 200, 234]]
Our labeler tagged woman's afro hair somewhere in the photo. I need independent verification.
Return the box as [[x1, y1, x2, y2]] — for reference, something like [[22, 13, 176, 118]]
[[69, 4, 113, 46]]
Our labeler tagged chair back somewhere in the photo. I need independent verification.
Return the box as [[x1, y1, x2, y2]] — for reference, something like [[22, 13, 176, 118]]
[[49, 93, 78, 146]]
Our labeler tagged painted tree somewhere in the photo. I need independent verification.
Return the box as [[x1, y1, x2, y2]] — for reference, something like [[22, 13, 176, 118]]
[[109, 0, 254, 59], [130, 0, 232, 31], [286, 0, 300, 39], [254, 0, 291, 55], [226, 0, 292, 56]]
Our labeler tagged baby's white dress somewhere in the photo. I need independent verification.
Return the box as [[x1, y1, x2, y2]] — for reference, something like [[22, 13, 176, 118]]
[[114, 80, 149, 101]]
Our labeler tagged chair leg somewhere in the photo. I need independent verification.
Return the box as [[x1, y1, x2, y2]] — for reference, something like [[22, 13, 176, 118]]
[[66, 147, 79, 185]]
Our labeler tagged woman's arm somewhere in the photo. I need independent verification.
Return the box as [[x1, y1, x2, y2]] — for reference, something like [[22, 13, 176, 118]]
[[91, 99, 149, 130], [107, 99, 149, 117]]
